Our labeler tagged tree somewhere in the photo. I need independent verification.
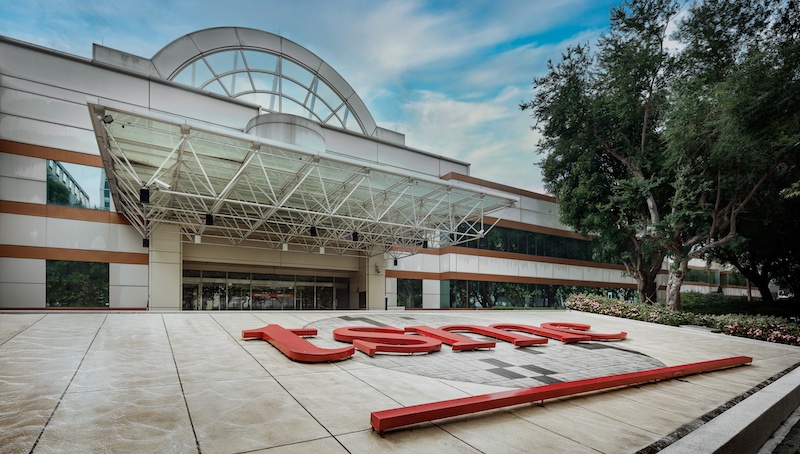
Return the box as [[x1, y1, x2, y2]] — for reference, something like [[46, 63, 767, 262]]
[[522, 0, 677, 304], [525, 0, 799, 309]]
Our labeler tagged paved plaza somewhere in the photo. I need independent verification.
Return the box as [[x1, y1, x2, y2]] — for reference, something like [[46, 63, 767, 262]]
[[1, 309, 799, 453]]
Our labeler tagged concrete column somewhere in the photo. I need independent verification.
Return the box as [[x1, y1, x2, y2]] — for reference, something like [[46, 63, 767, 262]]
[[148, 224, 181, 311], [365, 254, 387, 310]]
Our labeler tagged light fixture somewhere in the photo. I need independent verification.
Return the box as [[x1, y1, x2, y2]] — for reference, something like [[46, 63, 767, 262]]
[[422, 240, 428, 249], [139, 188, 150, 204], [393, 258, 398, 266], [352, 231, 359, 242], [194, 235, 201, 244], [282, 243, 289, 251], [310, 226, 317, 237], [101, 114, 113, 124], [142, 238, 149, 248], [319, 246, 325, 255], [374, 264, 381, 274], [205, 214, 214, 226]]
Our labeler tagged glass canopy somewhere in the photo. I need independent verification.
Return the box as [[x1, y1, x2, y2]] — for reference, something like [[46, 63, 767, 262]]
[[88, 103, 516, 257], [171, 49, 364, 133]]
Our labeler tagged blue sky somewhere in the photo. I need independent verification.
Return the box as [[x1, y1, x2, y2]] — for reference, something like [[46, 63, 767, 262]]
[[1, 0, 620, 194]]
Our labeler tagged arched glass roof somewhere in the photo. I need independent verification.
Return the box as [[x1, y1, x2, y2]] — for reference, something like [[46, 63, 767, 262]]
[[151, 28, 376, 135], [171, 49, 363, 133]]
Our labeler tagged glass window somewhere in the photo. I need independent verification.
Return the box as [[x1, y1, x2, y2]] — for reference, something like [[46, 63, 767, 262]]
[[282, 98, 314, 119], [397, 279, 422, 308], [173, 59, 215, 88], [46, 260, 109, 308], [281, 59, 314, 88], [281, 78, 310, 105], [201, 79, 229, 97], [250, 72, 279, 92], [205, 50, 246, 75], [47, 161, 109, 210], [243, 50, 279, 73], [312, 79, 343, 111], [219, 72, 253, 96], [308, 95, 332, 121]]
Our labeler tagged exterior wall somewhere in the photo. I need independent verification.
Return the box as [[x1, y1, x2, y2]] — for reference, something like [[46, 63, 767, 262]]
[[0, 34, 760, 310]]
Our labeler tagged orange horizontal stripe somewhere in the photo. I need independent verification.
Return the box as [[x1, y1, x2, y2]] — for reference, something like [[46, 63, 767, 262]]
[[440, 172, 557, 203], [0, 201, 130, 225], [0, 140, 103, 167], [0, 245, 148, 264]]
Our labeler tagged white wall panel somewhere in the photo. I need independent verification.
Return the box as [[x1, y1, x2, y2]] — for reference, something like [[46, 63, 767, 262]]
[[376, 142, 443, 177], [110, 285, 148, 308], [110, 263, 148, 286], [0, 42, 151, 106], [0, 153, 46, 180], [479, 256, 519, 277], [0, 213, 46, 247], [0, 257, 45, 284], [455, 254, 480, 274], [0, 176, 46, 204], [0, 87, 92, 130], [0, 114, 98, 155], [46, 218, 109, 250], [324, 129, 379, 162], [109, 224, 146, 253], [0, 282, 46, 308], [149, 82, 257, 130], [517, 260, 541, 278]]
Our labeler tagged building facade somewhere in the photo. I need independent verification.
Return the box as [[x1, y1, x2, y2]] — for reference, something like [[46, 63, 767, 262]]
[[0, 28, 755, 311]]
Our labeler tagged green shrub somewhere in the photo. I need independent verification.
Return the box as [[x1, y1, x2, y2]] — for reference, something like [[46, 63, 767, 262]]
[[565, 294, 800, 346]]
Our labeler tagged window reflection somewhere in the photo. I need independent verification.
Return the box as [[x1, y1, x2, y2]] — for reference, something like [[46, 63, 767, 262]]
[[47, 160, 109, 211], [445, 280, 634, 308], [46, 260, 109, 307], [397, 279, 422, 308], [182, 269, 350, 311], [458, 225, 596, 262]]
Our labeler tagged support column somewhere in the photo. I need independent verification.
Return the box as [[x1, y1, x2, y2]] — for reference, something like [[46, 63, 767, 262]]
[[148, 224, 182, 311], [365, 253, 387, 310]]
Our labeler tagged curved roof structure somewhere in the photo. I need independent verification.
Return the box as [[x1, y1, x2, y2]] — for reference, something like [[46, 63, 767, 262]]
[[151, 27, 377, 136]]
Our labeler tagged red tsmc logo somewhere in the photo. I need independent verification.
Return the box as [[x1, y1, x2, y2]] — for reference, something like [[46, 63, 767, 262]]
[[242, 322, 626, 363]]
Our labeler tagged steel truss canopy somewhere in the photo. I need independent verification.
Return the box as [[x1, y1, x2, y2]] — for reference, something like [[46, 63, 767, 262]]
[[88, 103, 517, 257]]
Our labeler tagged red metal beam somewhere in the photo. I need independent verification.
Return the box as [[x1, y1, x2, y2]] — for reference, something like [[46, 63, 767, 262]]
[[370, 356, 753, 433]]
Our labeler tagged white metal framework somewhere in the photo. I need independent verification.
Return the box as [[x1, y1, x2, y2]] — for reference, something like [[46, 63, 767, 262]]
[[89, 104, 516, 257]]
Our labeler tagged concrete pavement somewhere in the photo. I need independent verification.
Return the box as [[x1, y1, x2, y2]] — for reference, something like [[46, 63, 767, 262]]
[[1, 310, 798, 453]]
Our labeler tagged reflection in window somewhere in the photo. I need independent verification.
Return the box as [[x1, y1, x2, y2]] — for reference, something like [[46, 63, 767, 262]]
[[46, 260, 109, 307], [181, 269, 350, 311], [445, 280, 634, 308], [47, 161, 109, 210], [457, 225, 595, 262], [397, 279, 422, 308]]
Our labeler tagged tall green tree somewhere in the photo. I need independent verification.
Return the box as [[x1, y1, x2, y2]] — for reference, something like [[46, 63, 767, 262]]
[[523, 0, 678, 304], [525, 0, 799, 309]]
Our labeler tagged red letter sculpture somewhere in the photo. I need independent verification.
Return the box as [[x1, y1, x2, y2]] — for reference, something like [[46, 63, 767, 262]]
[[242, 325, 354, 363], [333, 326, 442, 356]]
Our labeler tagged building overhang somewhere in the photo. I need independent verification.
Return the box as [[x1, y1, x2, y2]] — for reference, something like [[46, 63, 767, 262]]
[[88, 103, 517, 257]]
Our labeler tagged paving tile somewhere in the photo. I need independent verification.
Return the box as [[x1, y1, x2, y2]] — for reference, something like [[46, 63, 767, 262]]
[[34, 385, 197, 453], [184, 377, 329, 453]]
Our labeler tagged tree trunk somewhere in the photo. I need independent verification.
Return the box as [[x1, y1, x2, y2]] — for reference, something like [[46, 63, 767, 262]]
[[637, 277, 658, 305], [666, 259, 688, 311]]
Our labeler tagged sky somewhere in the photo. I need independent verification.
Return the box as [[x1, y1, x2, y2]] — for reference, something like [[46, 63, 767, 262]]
[[0, 0, 621, 194]]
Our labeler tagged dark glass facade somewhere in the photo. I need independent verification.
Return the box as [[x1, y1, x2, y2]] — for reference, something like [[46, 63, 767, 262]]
[[182, 269, 350, 310], [459, 225, 595, 262], [46, 260, 109, 307]]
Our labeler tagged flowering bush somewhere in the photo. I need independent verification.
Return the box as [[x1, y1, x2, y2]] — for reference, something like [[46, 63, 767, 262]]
[[565, 294, 800, 346]]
